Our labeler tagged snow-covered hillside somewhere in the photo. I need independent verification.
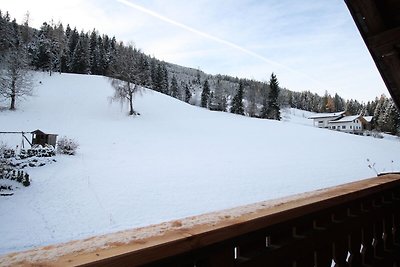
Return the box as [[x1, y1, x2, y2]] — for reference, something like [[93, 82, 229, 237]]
[[0, 73, 399, 255]]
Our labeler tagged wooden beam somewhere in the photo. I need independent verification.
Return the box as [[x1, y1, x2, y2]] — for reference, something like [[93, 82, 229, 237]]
[[1, 174, 399, 266], [345, 0, 400, 110], [367, 27, 400, 53], [0, 131, 29, 134], [346, 0, 385, 35]]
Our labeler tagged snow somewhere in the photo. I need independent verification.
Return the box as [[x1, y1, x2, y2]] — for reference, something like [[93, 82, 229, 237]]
[[329, 115, 361, 123], [364, 116, 373, 122], [307, 111, 345, 119], [0, 72, 399, 256]]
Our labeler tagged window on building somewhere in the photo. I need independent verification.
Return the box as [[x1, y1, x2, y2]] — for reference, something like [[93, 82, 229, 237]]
[[342, 125, 346, 129], [350, 126, 353, 129]]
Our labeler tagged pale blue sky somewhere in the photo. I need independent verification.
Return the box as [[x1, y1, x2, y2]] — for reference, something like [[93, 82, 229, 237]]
[[2, 0, 388, 101]]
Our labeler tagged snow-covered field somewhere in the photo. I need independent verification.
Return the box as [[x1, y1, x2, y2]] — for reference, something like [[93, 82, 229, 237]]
[[0, 73, 399, 255]]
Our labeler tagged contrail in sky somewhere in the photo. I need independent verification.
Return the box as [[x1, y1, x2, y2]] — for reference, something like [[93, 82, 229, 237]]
[[117, 0, 324, 86]]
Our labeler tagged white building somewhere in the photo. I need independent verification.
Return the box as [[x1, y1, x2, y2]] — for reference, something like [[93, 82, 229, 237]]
[[328, 115, 366, 134], [309, 112, 370, 134], [308, 111, 346, 129]]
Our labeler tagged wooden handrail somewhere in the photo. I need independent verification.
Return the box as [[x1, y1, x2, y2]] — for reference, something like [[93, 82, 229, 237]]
[[1, 174, 400, 266]]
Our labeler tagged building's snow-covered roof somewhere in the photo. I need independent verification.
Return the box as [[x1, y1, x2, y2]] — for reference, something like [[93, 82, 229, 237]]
[[329, 115, 362, 123], [308, 111, 345, 119], [364, 116, 373, 123]]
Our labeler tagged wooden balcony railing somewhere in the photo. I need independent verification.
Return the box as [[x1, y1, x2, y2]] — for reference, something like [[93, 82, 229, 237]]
[[1, 174, 400, 267]]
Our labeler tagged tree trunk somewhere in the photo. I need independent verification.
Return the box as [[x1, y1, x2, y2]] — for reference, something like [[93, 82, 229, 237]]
[[129, 96, 134, 115], [10, 77, 16, 110], [128, 83, 134, 116], [10, 96, 16, 110]]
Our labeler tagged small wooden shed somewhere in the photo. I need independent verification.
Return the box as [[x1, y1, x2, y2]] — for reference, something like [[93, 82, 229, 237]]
[[31, 130, 58, 147]]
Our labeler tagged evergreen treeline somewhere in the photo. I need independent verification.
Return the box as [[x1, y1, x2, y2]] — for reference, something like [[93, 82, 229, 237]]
[[0, 10, 399, 134]]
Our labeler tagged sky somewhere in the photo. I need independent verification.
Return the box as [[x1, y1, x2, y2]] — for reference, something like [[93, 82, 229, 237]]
[[1, 0, 389, 101]]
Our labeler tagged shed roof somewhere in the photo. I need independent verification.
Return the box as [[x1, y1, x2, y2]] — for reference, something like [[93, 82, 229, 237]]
[[31, 129, 58, 136], [31, 129, 45, 135]]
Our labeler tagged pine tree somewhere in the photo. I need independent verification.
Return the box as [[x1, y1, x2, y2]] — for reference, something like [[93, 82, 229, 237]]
[[51, 22, 67, 74], [211, 79, 227, 111], [66, 27, 79, 72], [265, 73, 281, 120], [321, 90, 329, 112], [162, 63, 169, 94], [100, 34, 112, 75], [196, 68, 201, 84], [149, 58, 157, 89], [201, 80, 210, 108], [260, 84, 268, 119], [97, 35, 108, 75], [247, 84, 258, 117], [32, 22, 52, 71], [334, 93, 345, 112], [137, 52, 150, 86], [20, 12, 33, 45], [0, 11, 13, 58], [70, 31, 90, 74], [89, 29, 99, 74], [170, 75, 179, 98], [153, 63, 163, 92], [373, 95, 387, 131], [231, 81, 244, 115], [386, 100, 400, 135], [184, 84, 191, 103]]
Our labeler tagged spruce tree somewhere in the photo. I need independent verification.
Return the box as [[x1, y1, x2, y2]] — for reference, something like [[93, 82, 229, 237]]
[[137, 53, 150, 86], [231, 81, 244, 115], [247, 84, 257, 117], [170, 75, 179, 98], [201, 80, 210, 108], [89, 29, 99, 74], [149, 58, 157, 89], [32, 24, 52, 71], [266, 73, 281, 120], [196, 68, 201, 84], [184, 84, 191, 103], [70, 32, 90, 74], [67, 27, 79, 72], [161, 63, 169, 94], [211, 79, 227, 111], [0, 11, 13, 56], [260, 84, 268, 119]]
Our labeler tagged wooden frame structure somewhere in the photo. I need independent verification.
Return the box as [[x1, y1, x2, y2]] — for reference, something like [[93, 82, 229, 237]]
[[345, 0, 400, 109], [1, 174, 399, 266]]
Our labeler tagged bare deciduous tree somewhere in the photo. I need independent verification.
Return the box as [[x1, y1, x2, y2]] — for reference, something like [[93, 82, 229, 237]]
[[110, 78, 139, 116], [0, 21, 33, 110], [109, 43, 143, 116]]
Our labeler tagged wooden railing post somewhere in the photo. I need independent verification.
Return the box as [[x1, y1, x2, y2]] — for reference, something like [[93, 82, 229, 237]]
[[348, 230, 362, 267]]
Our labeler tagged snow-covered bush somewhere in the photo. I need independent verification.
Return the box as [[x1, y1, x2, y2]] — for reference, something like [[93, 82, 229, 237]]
[[0, 142, 10, 169], [57, 136, 79, 155], [0, 142, 6, 157], [364, 130, 383, 139], [20, 145, 55, 158]]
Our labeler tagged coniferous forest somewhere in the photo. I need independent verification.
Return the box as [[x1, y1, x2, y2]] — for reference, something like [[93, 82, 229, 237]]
[[0, 10, 399, 134]]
